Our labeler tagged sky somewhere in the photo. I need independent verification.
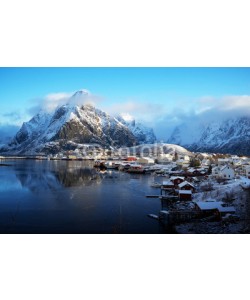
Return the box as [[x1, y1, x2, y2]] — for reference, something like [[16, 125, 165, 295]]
[[1, 67, 250, 141]]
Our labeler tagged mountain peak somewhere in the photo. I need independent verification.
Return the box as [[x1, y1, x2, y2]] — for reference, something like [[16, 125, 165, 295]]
[[119, 113, 135, 122], [1, 102, 157, 154], [71, 89, 90, 98]]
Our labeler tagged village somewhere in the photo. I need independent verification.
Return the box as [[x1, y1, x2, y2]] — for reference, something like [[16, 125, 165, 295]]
[[89, 148, 250, 233], [1, 145, 250, 234]]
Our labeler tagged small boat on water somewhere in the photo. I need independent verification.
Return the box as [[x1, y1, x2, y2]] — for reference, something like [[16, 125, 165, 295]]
[[147, 214, 159, 220], [127, 165, 146, 174], [105, 161, 119, 170], [151, 182, 162, 188]]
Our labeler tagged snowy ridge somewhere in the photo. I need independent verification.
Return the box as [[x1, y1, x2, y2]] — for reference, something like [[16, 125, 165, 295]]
[[1, 91, 157, 155], [168, 116, 250, 155], [116, 114, 156, 144]]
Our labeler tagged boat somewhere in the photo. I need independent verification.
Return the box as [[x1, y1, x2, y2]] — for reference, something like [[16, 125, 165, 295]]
[[105, 161, 119, 169], [147, 214, 159, 220], [127, 165, 146, 174], [119, 164, 131, 171], [151, 182, 162, 188]]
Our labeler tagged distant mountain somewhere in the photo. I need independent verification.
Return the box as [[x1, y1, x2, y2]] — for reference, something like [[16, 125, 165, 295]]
[[0, 125, 19, 147], [167, 116, 250, 155], [0, 91, 157, 155], [116, 114, 157, 144]]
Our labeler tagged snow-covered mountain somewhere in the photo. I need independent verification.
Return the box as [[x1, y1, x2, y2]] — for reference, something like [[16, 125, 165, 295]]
[[167, 116, 250, 155], [0, 91, 157, 155], [116, 114, 156, 144]]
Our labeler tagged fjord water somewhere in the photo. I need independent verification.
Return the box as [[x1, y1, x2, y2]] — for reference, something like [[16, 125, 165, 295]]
[[0, 160, 165, 233]]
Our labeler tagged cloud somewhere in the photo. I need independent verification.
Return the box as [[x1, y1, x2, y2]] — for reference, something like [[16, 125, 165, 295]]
[[2, 111, 22, 122], [4, 90, 250, 143], [0, 111, 25, 127], [155, 94, 250, 140], [0, 124, 19, 143], [102, 101, 166, 124], [26, 89, 104, 116]]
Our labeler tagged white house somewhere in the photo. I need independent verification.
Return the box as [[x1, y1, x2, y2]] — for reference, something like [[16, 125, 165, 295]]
[[201, 159, 211, 166], [156, 154, 173, 163], [212, 165, 235, 179], [218, 158, 230, 165], [137, 157, 155, 165], [243, 165, 250, 178], [212, 166, 220, 177], [219, 165, 235, 179]]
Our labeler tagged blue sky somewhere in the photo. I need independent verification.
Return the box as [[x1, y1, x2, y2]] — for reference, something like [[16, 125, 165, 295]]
[[1, 67, 250, 140]]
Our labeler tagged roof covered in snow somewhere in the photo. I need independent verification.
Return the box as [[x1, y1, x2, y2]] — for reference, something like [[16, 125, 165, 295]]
[[195, 201, 236, 213], [178, 181, 195, 188], [162, 181, 174, 186]]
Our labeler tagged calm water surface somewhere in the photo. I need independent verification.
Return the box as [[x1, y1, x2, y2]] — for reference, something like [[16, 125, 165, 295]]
[[0, 160, 167, 233]]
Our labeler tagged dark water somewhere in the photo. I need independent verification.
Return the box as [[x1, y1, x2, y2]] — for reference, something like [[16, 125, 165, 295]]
[[0, 160, 166, 234]]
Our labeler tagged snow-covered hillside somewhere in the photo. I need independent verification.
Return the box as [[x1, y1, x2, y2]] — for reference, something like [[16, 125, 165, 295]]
[[168, 116, 250, 155], [116, 114, 156, 144], [119, 143, 192, 156], [0, 91, 157, 155]]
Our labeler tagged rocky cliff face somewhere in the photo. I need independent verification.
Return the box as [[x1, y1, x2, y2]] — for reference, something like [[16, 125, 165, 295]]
[[116, 115, 157, 144], [167, 116, 250, 155], [1, 92, 156, 155]]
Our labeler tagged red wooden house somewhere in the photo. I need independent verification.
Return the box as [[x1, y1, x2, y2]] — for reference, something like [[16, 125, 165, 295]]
[[178, 181, 196, 193], [170, 176, 185, 188], [178, 190, 192, 201]]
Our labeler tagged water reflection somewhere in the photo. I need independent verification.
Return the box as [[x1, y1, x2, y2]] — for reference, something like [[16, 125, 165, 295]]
[[0, 160, 164, 233], [54, 167, 100, 188], [14, 160, 102, 193]]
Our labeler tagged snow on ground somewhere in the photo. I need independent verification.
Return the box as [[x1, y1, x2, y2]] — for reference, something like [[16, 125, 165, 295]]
[[176, 176, 250, 234]]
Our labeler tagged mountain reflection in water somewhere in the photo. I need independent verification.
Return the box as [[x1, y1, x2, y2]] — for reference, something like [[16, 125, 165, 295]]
[[15, 161, 101, 192], [0, 160, 165, 234]]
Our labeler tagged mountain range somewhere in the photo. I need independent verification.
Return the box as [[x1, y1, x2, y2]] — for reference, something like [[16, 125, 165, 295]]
[[1, 89, 250, 156], [0, 90, 156, 155], [167, 116, 250, 155]]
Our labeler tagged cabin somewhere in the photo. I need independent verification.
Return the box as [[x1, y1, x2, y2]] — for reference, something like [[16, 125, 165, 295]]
[[68, 155, 77, 160], [161, 181, 175, 196], [170, 176, 185, 188], [194, 201, 236, 219], [178, 181, 196, 193], [125, 156, 137, 162], [218, 158, 230, 165], [137, 157, 155, 165], [162, 181, 175, 189], [178, 190, 192, 201], [127, 164, 145, 174], [187, 168, 207, 176]]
